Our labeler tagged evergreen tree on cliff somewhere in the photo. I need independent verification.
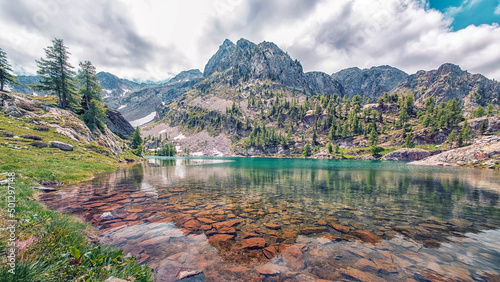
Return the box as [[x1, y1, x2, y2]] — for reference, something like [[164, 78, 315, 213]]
[[77, 61, 105, 131], [0, 48, 19, 91], [34, 38, 77, 109]]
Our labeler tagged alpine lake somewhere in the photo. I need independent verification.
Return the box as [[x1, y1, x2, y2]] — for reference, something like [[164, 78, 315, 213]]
[[41, 157, 500, 282]]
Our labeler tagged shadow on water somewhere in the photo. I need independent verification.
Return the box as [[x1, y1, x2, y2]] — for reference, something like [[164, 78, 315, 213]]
[[41, 157, 500, 281]]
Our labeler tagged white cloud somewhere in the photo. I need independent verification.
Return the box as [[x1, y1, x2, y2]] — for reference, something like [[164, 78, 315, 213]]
[[1, 0, 500, 81]]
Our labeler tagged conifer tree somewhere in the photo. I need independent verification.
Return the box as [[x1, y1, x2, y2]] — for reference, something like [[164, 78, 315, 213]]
[[34, 38, 77, 109], [458, 120, 471, 146], [0, 48, 19, 91], [131, 127, 143, 149], [77, 61, 105, 131], [303, 142, 311, 157]]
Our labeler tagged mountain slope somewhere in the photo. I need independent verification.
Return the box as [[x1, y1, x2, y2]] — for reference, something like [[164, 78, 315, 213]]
[[118, 69, 203, 123], [393, 63, 500, 107]]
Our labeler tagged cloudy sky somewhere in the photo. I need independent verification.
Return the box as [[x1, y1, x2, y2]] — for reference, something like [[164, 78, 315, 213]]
[[1, 0, 500, 81]]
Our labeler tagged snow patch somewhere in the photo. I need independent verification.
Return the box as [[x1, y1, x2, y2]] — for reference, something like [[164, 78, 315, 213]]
[[173, 134, 186, 140], [159, 129, 167, 134], [129, 111, 156, 127], [118, 104, 127, 110]]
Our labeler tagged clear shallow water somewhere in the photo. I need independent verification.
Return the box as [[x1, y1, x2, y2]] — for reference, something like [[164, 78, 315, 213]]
[[41, 157, 500, 281]]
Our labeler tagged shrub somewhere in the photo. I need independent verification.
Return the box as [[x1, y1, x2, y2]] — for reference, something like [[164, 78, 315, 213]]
[[31, 141, 48, 148], [34, 125, 50, 132], [21, 134, 43, 140]]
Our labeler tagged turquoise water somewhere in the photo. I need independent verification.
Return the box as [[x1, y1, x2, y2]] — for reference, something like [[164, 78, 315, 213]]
[[42, 158, 500, 281]]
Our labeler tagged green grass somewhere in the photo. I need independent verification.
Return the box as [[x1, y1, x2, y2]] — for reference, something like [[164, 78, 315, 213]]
[[0, 178, 152, 281], [0, 114, 119, 182], [0, 103, 151, 281]]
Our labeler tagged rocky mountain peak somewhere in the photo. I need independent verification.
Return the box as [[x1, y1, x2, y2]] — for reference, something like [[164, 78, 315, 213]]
[[203, 39, 237, 77], [436, 63, 464, 76], [332, 65, 408, 98]]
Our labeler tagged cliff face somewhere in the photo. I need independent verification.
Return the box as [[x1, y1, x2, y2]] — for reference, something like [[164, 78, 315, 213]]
[[104, 109, 135, 140], [332, 66, 408, 99]]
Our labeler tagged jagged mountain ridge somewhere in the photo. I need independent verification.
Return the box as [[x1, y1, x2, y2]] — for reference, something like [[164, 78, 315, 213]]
[[203, 38, 344, 96], [8, 38, 500, 126], [394, 63, 500, 106], [332, 66, 408, 99]]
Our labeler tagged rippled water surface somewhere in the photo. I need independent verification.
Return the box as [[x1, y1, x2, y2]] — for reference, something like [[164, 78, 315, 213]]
[[41, 157, 500, 281]]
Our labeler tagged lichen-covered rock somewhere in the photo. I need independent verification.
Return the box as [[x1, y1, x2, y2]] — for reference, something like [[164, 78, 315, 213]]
[[381, 148, 433, 161], [49, 141, 74, 151], [411, 137, 500, 167]]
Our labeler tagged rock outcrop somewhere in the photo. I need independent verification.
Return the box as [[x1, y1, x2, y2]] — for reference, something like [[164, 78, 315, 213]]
[[381, 148, 433, 161], [105, 109, 135, 140], [0, 92, 125, 155], [410, 136, 500, 167]]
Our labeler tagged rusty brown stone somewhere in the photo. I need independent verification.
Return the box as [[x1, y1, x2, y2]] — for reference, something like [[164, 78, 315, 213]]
[[208, 234, 234, 244], [124, 214, 138, 221], [183, 219, 201, 230], [265, 222, 281, 230], [300, 226, 328, 235], [263, 246, 278, 259], [351, 230, 382, 244], [241, 237, 266, 249], [317, 219, 327, 225], [213, 219, 240, 230], [329, 223, 350, 233], [200, 224, 212, 231]]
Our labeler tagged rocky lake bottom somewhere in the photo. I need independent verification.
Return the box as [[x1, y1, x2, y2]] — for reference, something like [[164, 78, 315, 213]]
[[40, 157, 500, 281]]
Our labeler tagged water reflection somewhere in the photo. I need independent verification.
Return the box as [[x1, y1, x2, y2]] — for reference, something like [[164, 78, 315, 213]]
[[41, 157, 500, 281]]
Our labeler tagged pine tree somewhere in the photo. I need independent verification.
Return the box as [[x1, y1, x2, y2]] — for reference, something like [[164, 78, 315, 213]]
[[131, 127, 143, 149], [486, 104, 494, 117], [369, 128, 378, 147], [0, 48, 19, 91], [303, 142, 311, 157], [403, 131, 415, 148], [447, 130, 457, 147], [326, 142, 333, 154], [458, 120, 471, 146], [77, 61, 102, 110], [34, 38, 77, 109], [77, 61, 106, 131]]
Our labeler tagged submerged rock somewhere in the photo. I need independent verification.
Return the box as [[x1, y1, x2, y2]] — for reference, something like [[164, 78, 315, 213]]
[[241, 237, 266, 249]]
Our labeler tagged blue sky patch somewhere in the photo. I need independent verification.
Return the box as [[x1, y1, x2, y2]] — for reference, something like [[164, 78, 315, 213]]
[[427, 0, 500, 30]]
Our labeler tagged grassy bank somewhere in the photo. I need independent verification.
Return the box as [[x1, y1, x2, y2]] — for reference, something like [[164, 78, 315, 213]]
[[0, 110, 152, 281]]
